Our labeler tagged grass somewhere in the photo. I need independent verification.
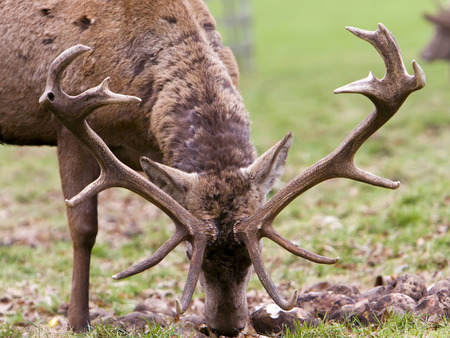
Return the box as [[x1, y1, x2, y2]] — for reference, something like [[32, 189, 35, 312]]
[[1, 0, 449, 337], [0, 321, 181, 338], [283, 313, 450, 338]]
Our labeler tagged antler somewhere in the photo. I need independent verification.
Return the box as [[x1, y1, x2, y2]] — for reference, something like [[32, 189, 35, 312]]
[[234, 24, 425, 310], [39, 45, 217, 314]]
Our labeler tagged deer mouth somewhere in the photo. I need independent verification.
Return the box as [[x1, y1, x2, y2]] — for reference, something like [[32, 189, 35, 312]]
[[210, 326, 243, 337]]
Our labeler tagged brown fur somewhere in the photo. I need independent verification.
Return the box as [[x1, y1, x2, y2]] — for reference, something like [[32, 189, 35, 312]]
[[422, 9, 450, 61], [1, 1, 289, 336]]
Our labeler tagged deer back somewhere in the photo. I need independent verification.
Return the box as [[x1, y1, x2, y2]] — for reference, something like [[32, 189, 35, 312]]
[[0, 0, 245, 170]]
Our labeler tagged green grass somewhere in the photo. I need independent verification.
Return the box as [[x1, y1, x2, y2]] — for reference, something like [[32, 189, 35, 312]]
[[283, 313, 450, 338], [1, 321, 181, 338], [1, 0, 449, 336], [86, 322, 180, 338]]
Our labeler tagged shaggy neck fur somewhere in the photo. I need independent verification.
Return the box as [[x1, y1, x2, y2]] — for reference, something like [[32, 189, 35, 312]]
[[142, 4, 256, 173]]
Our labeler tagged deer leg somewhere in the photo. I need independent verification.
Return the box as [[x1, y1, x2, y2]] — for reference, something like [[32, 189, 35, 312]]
[[57, 126, 100, 332]]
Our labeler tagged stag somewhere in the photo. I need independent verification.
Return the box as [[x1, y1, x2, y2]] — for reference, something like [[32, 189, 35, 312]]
[[1, 0, 424, 336], [422, 2, 450, 61]]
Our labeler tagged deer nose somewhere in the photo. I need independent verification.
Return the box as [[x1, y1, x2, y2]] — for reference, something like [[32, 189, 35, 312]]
[[210, 326, 243, 337]]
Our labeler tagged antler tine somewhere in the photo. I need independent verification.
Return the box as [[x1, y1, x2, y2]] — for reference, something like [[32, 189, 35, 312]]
[[243, 232, 298, 310], [175, 238, 208, 315], [114, 228, 208, 315], [346, 24, 406, 81], [114, 232, 208, 316], [44, 45, 91, 99], [40, 45, 217, 312], [40, 45, 142, 124], [235, 24, 425, 308], [335, 24, 425, 101], [234, 220, 337, 310], [112, 226, 187, 280], [262, 227, 339, 264]]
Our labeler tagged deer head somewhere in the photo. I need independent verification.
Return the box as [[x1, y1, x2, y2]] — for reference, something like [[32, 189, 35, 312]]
[[39, 24, 425, 336], [422, 1, 450, 61]]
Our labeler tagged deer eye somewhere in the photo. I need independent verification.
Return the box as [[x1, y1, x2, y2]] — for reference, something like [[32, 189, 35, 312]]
[[150, 48, 162, 58]]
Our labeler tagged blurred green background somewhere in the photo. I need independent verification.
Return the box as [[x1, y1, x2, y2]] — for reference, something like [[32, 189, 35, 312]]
[[0, 0, 449, 334]]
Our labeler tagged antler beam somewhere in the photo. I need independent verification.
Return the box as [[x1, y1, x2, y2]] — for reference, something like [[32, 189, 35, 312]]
[[234, 23, 425, 310]]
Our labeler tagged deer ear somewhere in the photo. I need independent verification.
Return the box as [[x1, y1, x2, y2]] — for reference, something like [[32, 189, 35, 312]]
[[244, 132, 293, 195], [140, 157, 198, 200], [424, 13, 450, 28]]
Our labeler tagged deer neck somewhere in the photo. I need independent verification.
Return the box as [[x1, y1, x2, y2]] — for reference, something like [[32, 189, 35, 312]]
[[150, 40, 256, 174]]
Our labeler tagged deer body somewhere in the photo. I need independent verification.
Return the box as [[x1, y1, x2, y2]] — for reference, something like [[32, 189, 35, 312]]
[[2, 1, 425, 336], [1, 0, 263, 335], [0, 0, 240, 152]]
